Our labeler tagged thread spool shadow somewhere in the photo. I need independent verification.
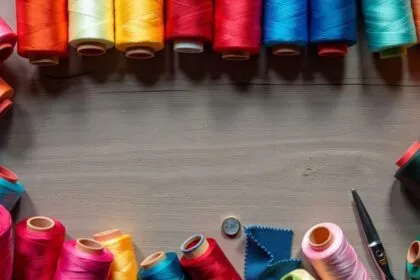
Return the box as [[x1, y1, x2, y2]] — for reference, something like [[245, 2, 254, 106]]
[[82, 48, 119, 83], [178, 47, 212, 82], [373, 54, 403, 86], [11, 192, 37, 221], [407, 47, 420, 83], [305, 46, 345, 85], [125, 49, 166, 85], [265, 51, 303, 81], [0, 106, 13, 150], [133, 243, 145, 264]]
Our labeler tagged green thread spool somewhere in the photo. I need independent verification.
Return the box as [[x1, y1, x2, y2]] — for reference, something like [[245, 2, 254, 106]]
[[280, 269, 315, 280]]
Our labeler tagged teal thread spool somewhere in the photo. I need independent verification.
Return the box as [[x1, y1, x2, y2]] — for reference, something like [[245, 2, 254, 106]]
[[407, 240, 420, 279], [138, 251, 185, 280], [361, 0, 417, 59], [395, 142, 420, 198], [0, 174, 24, 211]]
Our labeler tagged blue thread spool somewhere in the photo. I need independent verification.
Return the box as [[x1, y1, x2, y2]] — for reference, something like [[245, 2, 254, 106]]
[[138, 251, 185, 280], [0, 174, 24, 211], [309, 0, 357, 56], [263, 0, 308, 56]]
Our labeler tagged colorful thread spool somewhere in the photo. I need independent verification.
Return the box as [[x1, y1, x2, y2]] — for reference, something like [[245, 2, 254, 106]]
[[0, 166, 18, 183], [214, 0, 263, 60], [115, 0, 164, 60], [0, 18, 16, 62], [0, 167, 24, 211], [166, 0, 213, 53], [0, 205, 12, 280], [280, 269, 315, 280], [263, 0, 308, 56], [302, 223, 370, 280], [361, 0, 417, 59], [407, 240, 420, 279], [309, 0, 357, 57], [93, 229, 138, 280], [68, 0, 115, 56], [412, 0, 420, 41], [55, 238, 114, 280], [395, 142, 420, 199], [14, 217, 66, 280], [180, 234, 241, 279], [0, 78, 14, 118], [138, 251, 185, 280]]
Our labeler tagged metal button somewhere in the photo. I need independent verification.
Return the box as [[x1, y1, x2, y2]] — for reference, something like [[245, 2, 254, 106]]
[[222, 216, 241, 238]]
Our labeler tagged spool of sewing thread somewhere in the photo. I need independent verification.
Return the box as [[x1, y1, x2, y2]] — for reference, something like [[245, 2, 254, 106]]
[[138, 251, 185, 279], [0, 18, 16, 62], [14, 216, 66, 280], [361, 0, 417, 59], [395, 142, 420, 198], [0, 166, 18, 183], [55, 239, 114, 280], [68, 0, 114, 56], [280, 269, 315, 280], [180, 234, 241, 279], [0, 78, 14, 118], [166, 0, 213, 53], [214, 0, 262, 60], [115, 0, 164, 59], [0, 176, 25, 211], [413, 0, 420, 41], [0, 205, 12, 280], [407, 240, 420, 279], [16, 0, 68, 66], [263, 0, 308, 56], [93, 229, 138, 280], [309, 0, 357, 56], [302, 223, 370, 280]]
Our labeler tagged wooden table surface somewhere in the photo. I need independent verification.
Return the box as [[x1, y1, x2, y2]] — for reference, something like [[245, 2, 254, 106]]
[[2, 1, 420, 279]]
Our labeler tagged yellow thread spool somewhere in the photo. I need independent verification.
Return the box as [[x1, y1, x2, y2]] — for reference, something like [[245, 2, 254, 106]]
[[68, 0, 115, 56], [115, 0, 164, 59], [93, 229, 138, 280]]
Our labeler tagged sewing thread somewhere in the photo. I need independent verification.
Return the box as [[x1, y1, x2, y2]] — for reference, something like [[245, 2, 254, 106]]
[[395, 142, 420, 199], [93, 229, 138, 280], [412, 0, 420, 41], [214, 0, 262, 60], [16, 0, 68, 66], [55, 239, 114, 280], [280, 269, 315, 280], [0, 205, 12, 280], [180, 234, 241, 279], [0, 79, 14, 118], [263, 0, 308, 56], [14, 217, 65, 280], [166, 0, 213, 53], [0, 17, 16, 62], [302, 223, 370, 280], [309, 0, 357, 56], [138, 251, 185, 280], [115, 0, 164, 59], [361, 0, 417, 58], [68, 0, 114, 56]]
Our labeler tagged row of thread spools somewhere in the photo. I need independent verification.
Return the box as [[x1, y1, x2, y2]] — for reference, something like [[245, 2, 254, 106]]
[[2, 0, 420, 67]]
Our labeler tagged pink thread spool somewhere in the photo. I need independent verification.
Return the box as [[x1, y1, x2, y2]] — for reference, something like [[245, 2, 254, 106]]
[[14, 216, 65, 280], [0, 17, 16, 63], [55, 238, 114, 280], [302, 223, 370, 280], [0, 205, 12, 280]]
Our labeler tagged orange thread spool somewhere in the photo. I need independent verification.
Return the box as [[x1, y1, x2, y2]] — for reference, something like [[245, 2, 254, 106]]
[[16, 0, 68, 66], [413, 0, 420, 41], [0, 78, 13, 118]]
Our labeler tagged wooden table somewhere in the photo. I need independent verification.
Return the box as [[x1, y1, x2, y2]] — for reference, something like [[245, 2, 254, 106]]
[[2, 1, 420, 278]]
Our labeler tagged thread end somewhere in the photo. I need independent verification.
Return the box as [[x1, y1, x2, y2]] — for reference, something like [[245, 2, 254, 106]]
[[77, 43, 106, 56], [318, 44, 348, 57], [76, 238, 104, 255], [126, 47, 155, 60], [181, 234, 209, 259], [141, 251, 166, 269], [272, 45, 300, 56], [309, 225, 333, 250], [222, 52, 250, 61], [27, 216, 55, 232], [408, 241, 420, 265], [29, 55, 59, 66]]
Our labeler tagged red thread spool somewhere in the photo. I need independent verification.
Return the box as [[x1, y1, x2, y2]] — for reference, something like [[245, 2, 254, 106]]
[[0, 78, 14, 119], [0, 17, 16, 63], [180, 234, 241, 279], [0, 165, 18, 183], [396, 141, 420, 168], [166, 0, 213, 53], [16, 0, 68, 66], [14, 216, 66, 280], [0, 205, 12, 280], [214, 0, 262, 60]]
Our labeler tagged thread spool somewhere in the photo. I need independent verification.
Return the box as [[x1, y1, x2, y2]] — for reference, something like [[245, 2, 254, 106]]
[[115, 0, 164, 60], [0, 166, 18, 183], [361, 0, 417, 58], [309, 0, 357, 57], [407, 240, 420, 279], [0, 205, 12, 280], [302, 223, 370, 280], [0, 18, 16, 62], [0, 176, 25, 211], [55, 239, 113, 280], [214, 0, 262, 60], [68, 0, 114, 56], [280, 269, 315, 280], [16, 0, 68, 66], [14, 216, 65, 280], [139, 251, 185, 279], [165, 0, 213, 54], [413, 0, 420, 41], [93, 229, 138, 279], [263, 0, 308, 56], [0, 78, 14, 118], [180, 234, 241, 279], [395, 142, 420, 199]]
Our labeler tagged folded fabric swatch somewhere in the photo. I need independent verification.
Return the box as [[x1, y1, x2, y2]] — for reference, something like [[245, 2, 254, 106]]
[[244, 225, 302, 280]]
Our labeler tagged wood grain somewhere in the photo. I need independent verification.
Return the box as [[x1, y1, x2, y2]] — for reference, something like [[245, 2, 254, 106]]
[[2, 0, 420, 279]]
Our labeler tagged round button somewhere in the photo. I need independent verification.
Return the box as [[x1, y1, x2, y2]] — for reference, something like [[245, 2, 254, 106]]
[[222, 217, 241, 238]]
